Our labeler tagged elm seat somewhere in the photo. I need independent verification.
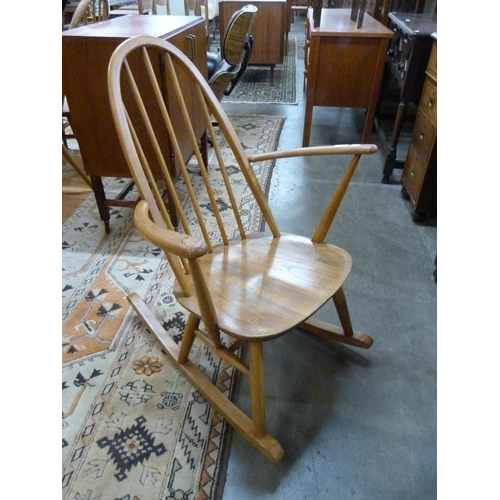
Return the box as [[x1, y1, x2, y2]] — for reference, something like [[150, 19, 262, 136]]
[[107, 34, 378, 462]]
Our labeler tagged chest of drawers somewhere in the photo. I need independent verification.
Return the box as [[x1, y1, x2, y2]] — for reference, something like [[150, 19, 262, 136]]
[[401, 35, 436, 222], [380, 12, 436, 183]]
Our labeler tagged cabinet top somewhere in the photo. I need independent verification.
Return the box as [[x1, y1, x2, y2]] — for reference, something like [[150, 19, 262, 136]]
[[62, 14, 204, 39], [308, 9, 393, 38], [388, 12, 437, 37]]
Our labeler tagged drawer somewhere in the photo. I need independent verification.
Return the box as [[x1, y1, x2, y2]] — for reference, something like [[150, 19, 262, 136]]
[[402, 144, 427, 202], [419, 78, 437, 128], [426, 41, 437, 80], [410, 111, 436, 163]]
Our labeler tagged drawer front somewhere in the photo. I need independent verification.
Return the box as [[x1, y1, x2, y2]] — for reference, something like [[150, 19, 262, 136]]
[[426, 41, 437, 80], [402, 144, 427, 202], [411, 111, 436, 163], [419, 78, 437, 128]]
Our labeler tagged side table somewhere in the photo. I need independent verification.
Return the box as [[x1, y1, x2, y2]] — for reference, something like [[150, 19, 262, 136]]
[[302, 8, 393, 146]]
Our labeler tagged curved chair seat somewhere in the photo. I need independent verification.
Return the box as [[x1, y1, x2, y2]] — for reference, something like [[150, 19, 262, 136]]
[[176, 233, 352, 340]]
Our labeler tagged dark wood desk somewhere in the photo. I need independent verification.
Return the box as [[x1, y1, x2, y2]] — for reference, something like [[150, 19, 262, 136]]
[[302, 8, 393, 146], [62, 15, 207, 232]]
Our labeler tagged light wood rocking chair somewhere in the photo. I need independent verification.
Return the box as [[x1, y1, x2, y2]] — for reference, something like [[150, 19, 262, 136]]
[[107, 35, 377, 462]]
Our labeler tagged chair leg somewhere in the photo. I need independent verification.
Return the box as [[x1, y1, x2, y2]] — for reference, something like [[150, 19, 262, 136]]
[[178, 313, 199, 363], [127, 292, 285, 462], [248, 342, 266, 438], [332, 286, 354, 337], [298, 286, 373, 349]]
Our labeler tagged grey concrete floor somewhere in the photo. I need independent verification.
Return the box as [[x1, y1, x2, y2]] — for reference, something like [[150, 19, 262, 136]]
[[220, 13, 436, 500]]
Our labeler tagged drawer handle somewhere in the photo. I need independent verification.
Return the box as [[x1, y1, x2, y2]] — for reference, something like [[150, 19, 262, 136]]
[[419, 132, 425, 141], [186, 34, 196, 60], [410, 169, 415, 178], [428, 98, 434, 109]]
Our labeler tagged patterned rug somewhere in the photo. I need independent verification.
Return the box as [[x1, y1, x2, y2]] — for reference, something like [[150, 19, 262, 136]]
[[221, 37, 297, 105], [62, 115, 285, 500]]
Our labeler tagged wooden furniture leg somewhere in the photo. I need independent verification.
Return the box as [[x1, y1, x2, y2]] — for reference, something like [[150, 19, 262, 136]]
[[127, 292, 285, 462], [382, 100, 406, 183], [90, 176, 111, 233], [249, 342, 266, 438], [302, 100, 314, 147]]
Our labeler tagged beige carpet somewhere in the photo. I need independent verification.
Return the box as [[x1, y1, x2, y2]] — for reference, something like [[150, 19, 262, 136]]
[[62, 115, 284, 500]]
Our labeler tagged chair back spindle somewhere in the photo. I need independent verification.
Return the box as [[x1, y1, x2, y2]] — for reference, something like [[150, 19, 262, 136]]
[[108, 37, 278, 286]]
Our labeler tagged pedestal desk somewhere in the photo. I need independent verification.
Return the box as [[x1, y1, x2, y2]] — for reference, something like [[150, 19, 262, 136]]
[[62, 15, 208, 232], [302, 8, 393, 146]]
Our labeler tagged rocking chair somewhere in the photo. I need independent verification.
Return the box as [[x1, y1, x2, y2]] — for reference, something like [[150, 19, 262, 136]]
[[107, 35, 377, 462]]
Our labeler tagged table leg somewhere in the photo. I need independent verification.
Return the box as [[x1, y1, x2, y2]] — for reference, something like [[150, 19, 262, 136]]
[[362, 103, 376, 144], [302, 102, 313, 147], [90, 176, 111, 233], [382, 100, 406, 183]]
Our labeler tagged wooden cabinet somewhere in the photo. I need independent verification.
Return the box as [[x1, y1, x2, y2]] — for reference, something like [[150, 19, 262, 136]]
[[401, 36, 436, 222], [62, 15, 208, 231], [218, 0, 287, 66]]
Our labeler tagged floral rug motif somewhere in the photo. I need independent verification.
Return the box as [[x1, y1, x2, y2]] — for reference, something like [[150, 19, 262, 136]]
[[221, 37, 298, 105], [62, 115, 284, 500]]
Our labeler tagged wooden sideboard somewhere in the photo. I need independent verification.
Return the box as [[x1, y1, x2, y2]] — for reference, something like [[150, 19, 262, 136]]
[[62, 15, 208, 232], [218, 0, 287, 68], [401, 34, 436, 222], [302, 8, 393, 146]]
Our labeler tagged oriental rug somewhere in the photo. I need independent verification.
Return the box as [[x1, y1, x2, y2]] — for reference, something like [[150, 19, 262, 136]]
[[62, 115, 284, 500], [221, 37, 298, 105]]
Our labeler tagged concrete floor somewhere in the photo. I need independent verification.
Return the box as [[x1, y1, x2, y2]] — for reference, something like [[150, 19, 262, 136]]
[[220, 13, 437, 500]]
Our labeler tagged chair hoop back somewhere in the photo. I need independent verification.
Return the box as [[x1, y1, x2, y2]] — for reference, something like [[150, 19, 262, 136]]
[[107, 35, 279, 288]]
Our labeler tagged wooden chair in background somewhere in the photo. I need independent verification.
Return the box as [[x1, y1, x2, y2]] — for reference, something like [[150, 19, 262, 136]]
[[108, 35, 377, 462], [68, 0, 109, 28], [113, 0, 158, 15]]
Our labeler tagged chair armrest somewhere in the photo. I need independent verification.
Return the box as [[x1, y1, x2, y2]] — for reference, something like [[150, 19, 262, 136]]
[[247, 144, 377, 163], [134, 200, 208, 259], [247, 144, 377, 243]]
